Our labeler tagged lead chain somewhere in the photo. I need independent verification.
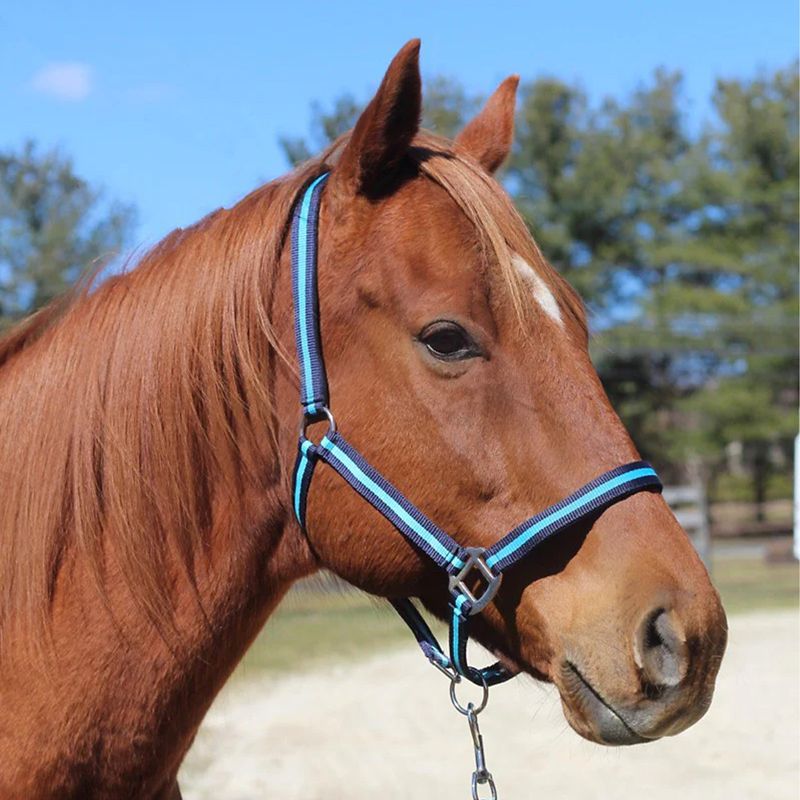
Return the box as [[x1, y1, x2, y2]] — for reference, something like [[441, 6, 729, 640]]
[[466, 703, 497, 800], [450, 677, 498, 800]]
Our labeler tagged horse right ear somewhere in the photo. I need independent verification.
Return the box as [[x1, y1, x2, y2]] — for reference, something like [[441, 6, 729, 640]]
[[455, 75, 519, 174], [332, 39, 422, 196]]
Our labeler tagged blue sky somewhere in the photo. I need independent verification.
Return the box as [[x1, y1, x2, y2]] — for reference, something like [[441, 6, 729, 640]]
[[2, 0, 797, 249]]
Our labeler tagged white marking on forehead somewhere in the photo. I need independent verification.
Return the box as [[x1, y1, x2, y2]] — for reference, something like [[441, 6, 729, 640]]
[[511, 254, 563, 325]]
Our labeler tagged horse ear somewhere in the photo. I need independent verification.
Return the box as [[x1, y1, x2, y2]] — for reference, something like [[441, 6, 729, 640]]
[[455, 75, 519, 174], [333, 39, 422, 195]]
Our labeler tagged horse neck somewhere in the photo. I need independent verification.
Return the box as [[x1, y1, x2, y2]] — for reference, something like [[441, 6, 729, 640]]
[[0, 205, 318, 796]]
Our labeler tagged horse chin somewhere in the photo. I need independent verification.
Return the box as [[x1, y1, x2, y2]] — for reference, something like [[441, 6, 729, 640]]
[[555, 662, 653, 746]]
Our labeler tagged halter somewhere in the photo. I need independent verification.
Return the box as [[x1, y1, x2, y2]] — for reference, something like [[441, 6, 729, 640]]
[[290, 172, 662, 795]]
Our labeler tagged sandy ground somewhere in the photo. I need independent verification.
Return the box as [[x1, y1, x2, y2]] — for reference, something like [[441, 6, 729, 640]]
[[180, 610, 799, 800]]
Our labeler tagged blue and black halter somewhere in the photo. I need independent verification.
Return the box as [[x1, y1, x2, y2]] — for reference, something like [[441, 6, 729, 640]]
[[290, 172, 662, 686]]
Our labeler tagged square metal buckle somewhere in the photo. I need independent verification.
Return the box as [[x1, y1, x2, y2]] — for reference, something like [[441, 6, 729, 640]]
[[448, 547, 502, 615]]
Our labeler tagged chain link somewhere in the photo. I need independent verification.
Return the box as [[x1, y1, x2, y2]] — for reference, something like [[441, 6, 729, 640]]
[[446, 674, 499, 799], [466, 704, 497, 800]]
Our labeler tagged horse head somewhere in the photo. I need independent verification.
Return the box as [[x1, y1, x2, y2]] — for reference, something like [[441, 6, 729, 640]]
[[288, 40, 727, 745]]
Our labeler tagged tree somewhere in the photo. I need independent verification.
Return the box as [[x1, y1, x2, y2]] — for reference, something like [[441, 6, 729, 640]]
[[511, 70, 700, 314], [509, 71, 701, 469], [279, 76, 480, 167], [0, 141, 136, 321], [280, 94, 362, 167], [508, 65, 798, 505], [663, 64, 799, 511]]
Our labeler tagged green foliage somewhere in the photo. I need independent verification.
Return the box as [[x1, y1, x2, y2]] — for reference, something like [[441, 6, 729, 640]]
[[507, 65, 798, 497], [421, 75, 481, 139], [283, 62, 798, 506], [636, 65, 797, 501], [279, 94, 362, 166], [279, 76, 481, 167], [236, 590, 416, 677], [714, 471, 793, 503], [0, 140, 136, 321]]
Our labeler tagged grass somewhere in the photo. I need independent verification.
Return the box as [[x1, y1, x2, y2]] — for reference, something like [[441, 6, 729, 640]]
[[234, 590, 419, 680], [712, 556, 798, 615], [713, 471, 793, 503], [233, 557, 798, 680]]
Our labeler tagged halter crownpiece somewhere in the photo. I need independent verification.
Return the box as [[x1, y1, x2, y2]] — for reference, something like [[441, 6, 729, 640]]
[[290, 172, 662, 687]]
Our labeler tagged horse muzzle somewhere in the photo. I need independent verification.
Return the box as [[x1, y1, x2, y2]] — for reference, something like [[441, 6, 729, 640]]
[[554, 601, 728, 746]]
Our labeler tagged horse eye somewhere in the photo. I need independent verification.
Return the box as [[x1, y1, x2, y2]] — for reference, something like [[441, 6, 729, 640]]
[[419, 321, 479, 361]]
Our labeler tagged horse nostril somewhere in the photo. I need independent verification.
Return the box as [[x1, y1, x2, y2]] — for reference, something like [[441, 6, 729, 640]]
[[634, 607, 689, 690]]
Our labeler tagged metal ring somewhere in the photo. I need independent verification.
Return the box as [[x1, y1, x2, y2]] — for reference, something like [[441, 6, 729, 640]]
[[300, 405, 336, 443], [450, 673, 489, 716]]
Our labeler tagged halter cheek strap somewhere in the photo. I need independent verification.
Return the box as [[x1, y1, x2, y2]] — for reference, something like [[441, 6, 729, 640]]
[[289, 173, 662, 686]]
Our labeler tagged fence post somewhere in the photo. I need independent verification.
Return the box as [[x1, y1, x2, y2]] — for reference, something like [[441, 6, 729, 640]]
[[696, 478, 712, 573], [688, 456, 712, 572], [664, 463, 712, 573]]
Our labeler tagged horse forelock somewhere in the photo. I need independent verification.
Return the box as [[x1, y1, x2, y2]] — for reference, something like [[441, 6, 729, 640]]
[[408, 132, 588, 341]]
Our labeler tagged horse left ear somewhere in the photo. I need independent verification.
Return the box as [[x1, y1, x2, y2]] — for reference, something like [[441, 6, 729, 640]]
[[333, 39, 422, 195], [455, 75, 519, 174]]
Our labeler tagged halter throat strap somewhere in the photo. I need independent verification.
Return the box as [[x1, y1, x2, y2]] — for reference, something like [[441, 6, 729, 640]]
[[289, 173, 662, 686]]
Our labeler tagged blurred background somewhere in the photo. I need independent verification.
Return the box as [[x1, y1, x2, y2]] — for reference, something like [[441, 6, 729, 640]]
[[2, 2, 798, 797]]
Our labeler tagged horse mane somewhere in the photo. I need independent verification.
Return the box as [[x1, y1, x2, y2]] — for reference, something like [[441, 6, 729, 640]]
[[0, 131, 584, 649], [0, 295, 74, 370], [0, 152, 331, 647]]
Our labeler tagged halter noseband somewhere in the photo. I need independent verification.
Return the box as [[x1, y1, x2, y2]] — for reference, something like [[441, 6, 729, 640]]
[[290, 172, 662, 687]]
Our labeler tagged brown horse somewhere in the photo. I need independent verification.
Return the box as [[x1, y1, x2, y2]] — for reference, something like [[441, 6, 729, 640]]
[[0, 41, 726, 798]]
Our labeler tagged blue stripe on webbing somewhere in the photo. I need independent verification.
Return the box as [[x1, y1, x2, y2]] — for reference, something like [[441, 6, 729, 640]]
[[320, 436, 465, 570], [485, 467, 657, 568], [293, 440, 315, 522], [295, 174, 328, 407], [451, 594, 468, 676]]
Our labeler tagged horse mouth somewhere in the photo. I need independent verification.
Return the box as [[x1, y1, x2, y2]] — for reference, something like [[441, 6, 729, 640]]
[[558, 662, 652, 746]]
